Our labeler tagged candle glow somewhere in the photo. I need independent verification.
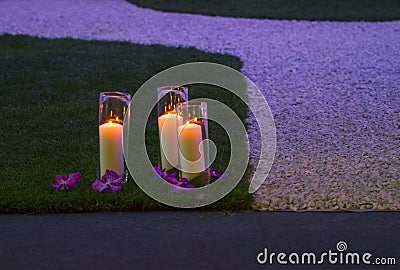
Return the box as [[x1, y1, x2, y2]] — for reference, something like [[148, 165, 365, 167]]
[[99, 118, 124, 176], [158, 112, 183, 171], [178, 121, 206, 180]]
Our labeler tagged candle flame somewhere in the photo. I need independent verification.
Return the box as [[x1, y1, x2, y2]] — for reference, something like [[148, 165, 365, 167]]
[[106, 116, 121, 125]]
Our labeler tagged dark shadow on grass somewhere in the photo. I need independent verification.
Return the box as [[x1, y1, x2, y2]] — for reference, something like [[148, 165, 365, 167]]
[[127, 0, 400, 22], [0, 34, 254, 213]]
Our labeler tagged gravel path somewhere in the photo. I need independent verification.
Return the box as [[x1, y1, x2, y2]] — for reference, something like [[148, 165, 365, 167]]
[[1, 0, 399, 211]]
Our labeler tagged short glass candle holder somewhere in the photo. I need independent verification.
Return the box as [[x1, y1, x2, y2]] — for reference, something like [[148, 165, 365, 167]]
[[99, 91, 131, 178], [176, 101, 211, 187], [157, 86, 188, 173]]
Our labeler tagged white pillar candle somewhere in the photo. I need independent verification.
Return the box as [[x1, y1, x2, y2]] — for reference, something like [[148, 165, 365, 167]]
[[158, 113, 183, 171], [178, 122, 206, 180], [99, 120, 124, 176]]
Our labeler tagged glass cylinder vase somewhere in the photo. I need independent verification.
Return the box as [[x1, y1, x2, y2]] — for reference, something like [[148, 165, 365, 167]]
[[157, 86, 188, 173], [176, 101, 211, 187], [99, 91, 131, 177]]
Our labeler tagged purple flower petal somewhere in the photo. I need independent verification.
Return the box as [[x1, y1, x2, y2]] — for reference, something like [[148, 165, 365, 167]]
[[104, 169, 119, 182], [110, 173, 125, 186], [153, 166, 223, 189], [153, 166, 164, 178], [51, 183, 64, 191], [91, 170, 124, 193], [52, 173, 81, 191], [108, 184, 122, 193], [164, 175, 179, 185], [54, 175, 67, 184], [180, 178, 188, 184], [66, 172, 81, 189], [91, 178, 108, 192], [167, 172, 177, 178]]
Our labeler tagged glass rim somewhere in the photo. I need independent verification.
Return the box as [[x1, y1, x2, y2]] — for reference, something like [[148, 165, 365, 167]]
[[100, 91, 131, 98], [176, 101, 207, 109], [157, 86, 188, 92]]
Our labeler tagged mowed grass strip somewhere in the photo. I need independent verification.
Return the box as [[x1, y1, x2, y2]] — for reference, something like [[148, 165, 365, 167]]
[[0, 34, 252, 213], [127, 0, 400, 21]]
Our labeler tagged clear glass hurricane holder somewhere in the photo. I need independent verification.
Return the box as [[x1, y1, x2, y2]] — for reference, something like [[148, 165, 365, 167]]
[[157, 86, 188, 174], [98, 92, 131, 179], [176, 101, 211, 187]]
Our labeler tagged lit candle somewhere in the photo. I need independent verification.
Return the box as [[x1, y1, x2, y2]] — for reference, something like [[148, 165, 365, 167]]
[[158, 113, 183, 171], [178, 121, 205, 180], [99, 119, 124, 176]]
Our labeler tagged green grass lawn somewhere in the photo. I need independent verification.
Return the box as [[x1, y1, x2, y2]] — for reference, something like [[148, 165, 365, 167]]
[[127, 0, 400, 21], [0, 34, 252, 213]]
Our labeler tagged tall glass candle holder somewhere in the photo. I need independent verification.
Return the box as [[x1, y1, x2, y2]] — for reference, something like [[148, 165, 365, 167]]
[[99, 92, 131, 177], [157, 86, 188, 173], [176, 101, 211, 187]]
